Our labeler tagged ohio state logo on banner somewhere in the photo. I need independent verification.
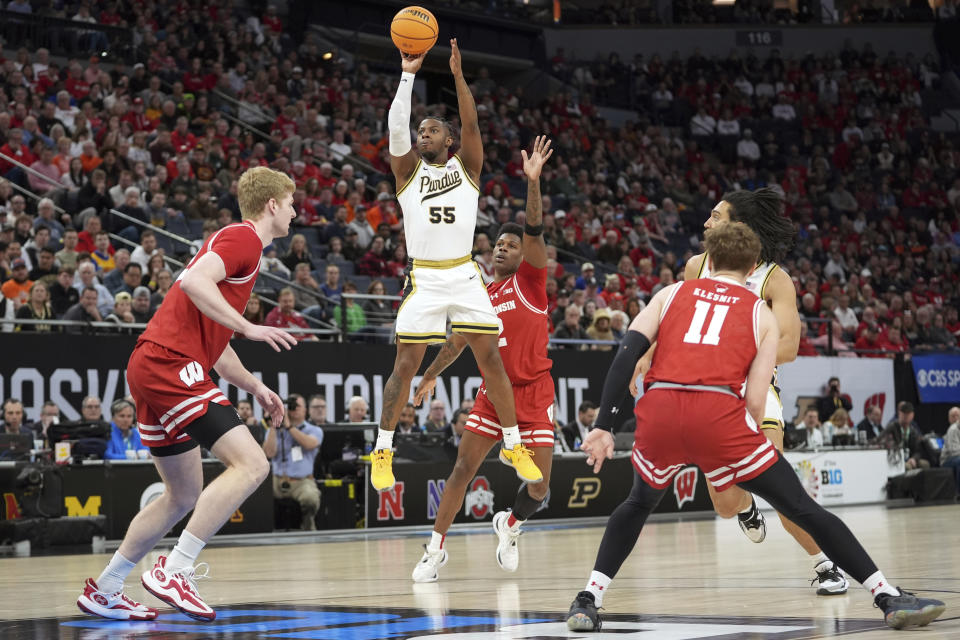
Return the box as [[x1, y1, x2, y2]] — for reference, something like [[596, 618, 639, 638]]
[[463, 476, 494, 519], [377, 482, 405, 521], [673, 466, 698, 509]]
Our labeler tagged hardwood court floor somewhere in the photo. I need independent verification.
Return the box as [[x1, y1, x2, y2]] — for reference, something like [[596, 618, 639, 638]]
[[0, 503, 957, 639]]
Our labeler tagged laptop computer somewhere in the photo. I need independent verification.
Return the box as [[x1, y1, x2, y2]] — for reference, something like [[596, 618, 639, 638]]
[[0, 433, 34, 460]]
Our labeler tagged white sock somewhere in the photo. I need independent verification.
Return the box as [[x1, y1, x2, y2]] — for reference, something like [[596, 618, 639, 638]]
[[863, 570, 898, 597], [376, 428, 395, 451], [501, 425, 521, 449], [428, 531, 444, 552], [811, 551, 830, 570], [96, 552, 136, 594], [585, 570, 611, 606], [166, 529, 205, 573]]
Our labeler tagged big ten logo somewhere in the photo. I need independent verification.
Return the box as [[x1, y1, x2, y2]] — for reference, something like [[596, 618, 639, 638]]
[[673, 467, 698, 509], [65, 495, 102, 517], [463, 476, 494, 519], [793, 460, 819, 500], [377, 482, 405, 521], [178, 361, 204, 387], [568, 478, 601, 508], [820, 460, 843, 486]]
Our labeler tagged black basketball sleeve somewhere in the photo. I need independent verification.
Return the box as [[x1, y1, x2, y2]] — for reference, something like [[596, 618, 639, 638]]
[[595, 330, 651, 432]]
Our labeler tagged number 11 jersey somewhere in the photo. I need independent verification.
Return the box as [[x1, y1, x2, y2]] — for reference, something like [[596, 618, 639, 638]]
[[645, 277, 765, 397], [396, 154, 479, 261]]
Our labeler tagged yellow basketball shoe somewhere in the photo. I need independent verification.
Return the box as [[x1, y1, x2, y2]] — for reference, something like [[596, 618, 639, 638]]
[[371, 449, 396, 491], [499, 444, 543, 483]]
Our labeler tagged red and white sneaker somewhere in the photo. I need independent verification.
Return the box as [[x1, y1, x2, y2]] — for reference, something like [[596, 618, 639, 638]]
[[76, 578, 159, 620], [141, 555, 215, 621]]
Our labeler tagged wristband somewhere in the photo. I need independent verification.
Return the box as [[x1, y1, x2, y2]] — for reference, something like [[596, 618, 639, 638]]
[[524, 223, 544, 236]]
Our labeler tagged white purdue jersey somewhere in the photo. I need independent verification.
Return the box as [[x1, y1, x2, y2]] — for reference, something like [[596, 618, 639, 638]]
[[396, 154, 480, 261]]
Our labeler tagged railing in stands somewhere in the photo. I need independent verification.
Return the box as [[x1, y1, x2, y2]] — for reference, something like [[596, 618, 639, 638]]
[[0, 9, 136, 58]]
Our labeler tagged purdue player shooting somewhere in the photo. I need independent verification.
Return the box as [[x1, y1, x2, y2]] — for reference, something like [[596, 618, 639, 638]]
[[370, 39, 542, 492]]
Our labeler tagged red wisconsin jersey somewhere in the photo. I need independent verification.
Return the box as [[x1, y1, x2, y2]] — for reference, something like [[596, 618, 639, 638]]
[[645, 277, 764, 397], [487, 261, 552, 385], [139, 221, 262, 370]]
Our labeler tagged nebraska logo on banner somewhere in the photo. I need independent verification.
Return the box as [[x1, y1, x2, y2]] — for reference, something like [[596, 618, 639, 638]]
[[463, 476, 494, 519], [377, 482, 405, 521], [673, 467, 698, 509]]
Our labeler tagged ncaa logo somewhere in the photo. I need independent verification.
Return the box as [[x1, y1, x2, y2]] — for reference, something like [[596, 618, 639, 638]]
[[568, 478, 601, 508], [673, 466, 698, 509], [464, 476, 494, 519]]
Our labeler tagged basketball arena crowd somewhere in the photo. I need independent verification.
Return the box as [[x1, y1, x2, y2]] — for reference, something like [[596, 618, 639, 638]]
[[0, 0, 956, 363]]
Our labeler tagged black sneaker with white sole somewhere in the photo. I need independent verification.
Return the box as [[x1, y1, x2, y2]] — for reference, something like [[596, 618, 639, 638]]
[[811, 562, 849, 595], [567, 591, 602, 631], [874, 588, 946, 629], [736, 499, 766, 543]]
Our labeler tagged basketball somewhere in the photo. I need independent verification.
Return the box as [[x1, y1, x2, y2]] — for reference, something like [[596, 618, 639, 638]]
[[391, 6, 438, 56]]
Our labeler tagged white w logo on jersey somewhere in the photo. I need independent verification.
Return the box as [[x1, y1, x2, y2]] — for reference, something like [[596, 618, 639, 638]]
[[178, 361, 204, 387]]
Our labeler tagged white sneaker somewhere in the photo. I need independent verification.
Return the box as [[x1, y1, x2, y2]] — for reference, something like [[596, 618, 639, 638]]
[[736, 499, 766, 543], [412, 544, 448, 583], [813, 561, 849, 595], [141, 555, 215, 620], [76, 578, 158, 620], [492, 510, 520, 572]]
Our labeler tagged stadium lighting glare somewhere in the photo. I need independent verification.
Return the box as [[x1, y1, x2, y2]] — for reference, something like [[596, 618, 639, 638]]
[[713, 0, 736, 4], [322, 51, 335, 61]]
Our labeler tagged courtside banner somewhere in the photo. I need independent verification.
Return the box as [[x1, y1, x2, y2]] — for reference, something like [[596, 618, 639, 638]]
[[911, 353, 960, 404], [0, 335, 614, 428], [778, 356, 896, 425]]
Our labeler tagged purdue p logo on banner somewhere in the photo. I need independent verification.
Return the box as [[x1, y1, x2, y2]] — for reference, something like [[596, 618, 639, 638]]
[[568, 478, 601, 508]]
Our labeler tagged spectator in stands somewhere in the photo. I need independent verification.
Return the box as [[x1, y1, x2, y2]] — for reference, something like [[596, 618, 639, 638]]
[[263, 394, 323, 531], [447, 408, 468, 447], [130, 229, 159, 271], [396, 403, 422, 434], [347, 396, 369, 423], [334, 281, 366, 335], [308, 395, 329, 427], [104, 400, 148, 460], [834, 294, 859, 340], [347, 205, 375, 249], [29, 247, 57, 282], [282, 233, 314, 272], [56, 228, 80, 270], [357, 236, 389, 277], [30, 401, 61, 447], [265, 287, 314, 341], [34, 198, 64, 242], [586, 307, 615, 351], [291, 262, 323, 311], [237, 399, 266, 445], [817, 377, 853, 422], [63, 286, 103, 331], [1, 398, 31, 435], [802, 408, 825, 449], [879, 402, 930, 470], [423, 400, 450, 433], [242, 294, 264, 326], [856, 405, 885, 443], [49, 267, 79, 317], [823, 408, 854, 446], [554, 304, 589, 349], [90, 231, 117, 274], [941, 406, 960, 494], [130, 286, 154, 323], [562, 401, 597, 452], [104, 291, 135, 331], [1, 258, 31, 307], [362, 280, 393, 328], [14, 281, 53, 332], [117, 262, 144, 297]]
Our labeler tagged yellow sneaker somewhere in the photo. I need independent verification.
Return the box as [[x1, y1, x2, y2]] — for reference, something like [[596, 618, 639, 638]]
[[499, 444, 543, 483], [371, 448, 395, 491]]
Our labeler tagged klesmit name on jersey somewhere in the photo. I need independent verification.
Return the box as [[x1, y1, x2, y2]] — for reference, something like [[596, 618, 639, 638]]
[[420, 169, 462, 201], [692, 286, 741, 304]]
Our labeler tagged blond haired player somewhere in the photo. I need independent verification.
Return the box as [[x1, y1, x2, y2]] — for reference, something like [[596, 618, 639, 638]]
[[370, 39, 541, 491], [77, 167, 299, 621]]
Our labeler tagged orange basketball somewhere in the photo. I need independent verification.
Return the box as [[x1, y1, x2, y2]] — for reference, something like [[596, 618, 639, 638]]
[[390, 6, 438, 56]]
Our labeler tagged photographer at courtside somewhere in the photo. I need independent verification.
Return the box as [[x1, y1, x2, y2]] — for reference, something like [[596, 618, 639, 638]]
[[262, 394, 323, 531], [816, 376, 852, 423]]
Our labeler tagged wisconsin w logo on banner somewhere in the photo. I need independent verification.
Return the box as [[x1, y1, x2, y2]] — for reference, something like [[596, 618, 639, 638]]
[[673, 467, 698, 509]]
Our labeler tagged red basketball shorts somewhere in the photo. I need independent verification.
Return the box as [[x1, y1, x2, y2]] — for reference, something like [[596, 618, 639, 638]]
[[466, 374, 555, 448], [632, 388, 779, 491], [127, 341, 231, 449]]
